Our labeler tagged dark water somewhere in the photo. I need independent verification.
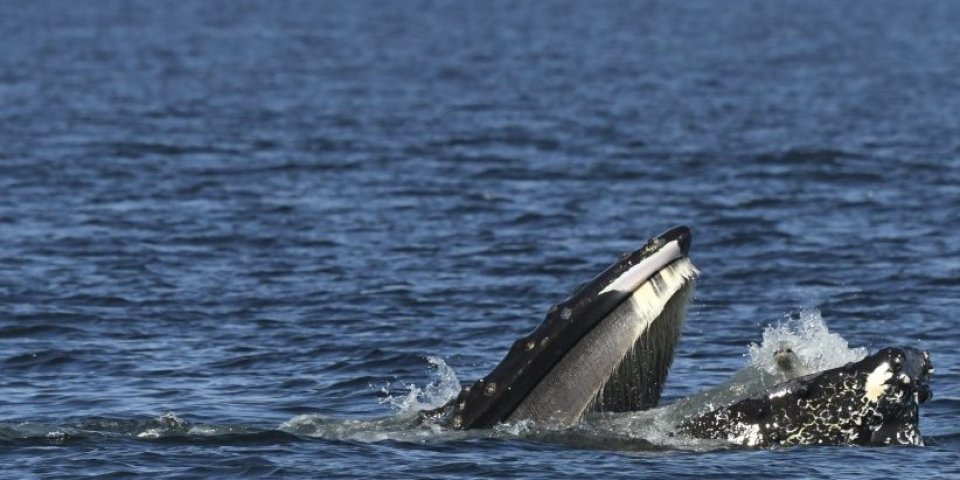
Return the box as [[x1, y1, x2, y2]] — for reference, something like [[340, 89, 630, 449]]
[[2, 0, 959, 477]]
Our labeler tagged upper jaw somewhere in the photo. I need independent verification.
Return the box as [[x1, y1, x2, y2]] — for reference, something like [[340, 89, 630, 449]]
[[600, 226, 693, 295], [656, 225, 692, 256]]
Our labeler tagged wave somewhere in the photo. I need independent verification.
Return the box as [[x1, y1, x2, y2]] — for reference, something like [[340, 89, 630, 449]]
[[0, 412, 301, 447]]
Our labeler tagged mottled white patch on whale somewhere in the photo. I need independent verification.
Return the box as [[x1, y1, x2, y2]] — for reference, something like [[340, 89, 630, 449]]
[[864, 362, 892, 402]]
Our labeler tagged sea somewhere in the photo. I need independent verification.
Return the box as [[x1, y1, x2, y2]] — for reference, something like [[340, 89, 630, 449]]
[[1, 1, 959, 478]]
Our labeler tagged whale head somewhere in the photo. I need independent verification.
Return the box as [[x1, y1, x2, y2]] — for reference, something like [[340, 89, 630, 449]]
[[447, 226, 699, 429], [680, 346, 934, 446]]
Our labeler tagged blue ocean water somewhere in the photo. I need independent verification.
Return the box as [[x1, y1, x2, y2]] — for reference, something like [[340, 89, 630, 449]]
[[1, 0, 959, 477]]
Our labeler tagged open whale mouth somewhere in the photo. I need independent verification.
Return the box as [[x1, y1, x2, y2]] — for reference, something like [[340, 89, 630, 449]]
[[448, 226, 699, 429]]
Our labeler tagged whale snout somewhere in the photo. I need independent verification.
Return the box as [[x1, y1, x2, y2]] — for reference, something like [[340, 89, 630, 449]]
[[655, 225, 691, 256], [875, 346, 933, 404]]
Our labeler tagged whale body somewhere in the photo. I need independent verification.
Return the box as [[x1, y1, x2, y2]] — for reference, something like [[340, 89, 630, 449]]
[[423, 226, 933, 447]]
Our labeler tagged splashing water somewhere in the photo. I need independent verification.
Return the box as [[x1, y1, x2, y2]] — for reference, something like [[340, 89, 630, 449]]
[[378, 356, 462, 414], [136, 411, 189, 439], [747, 308, 867, 376], [280, 356, 465, 441]]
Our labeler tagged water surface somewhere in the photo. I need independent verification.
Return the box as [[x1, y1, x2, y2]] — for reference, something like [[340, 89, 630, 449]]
[[1, 1, 959, 478]]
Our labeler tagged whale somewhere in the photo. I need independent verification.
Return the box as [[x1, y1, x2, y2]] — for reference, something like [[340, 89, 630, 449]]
[[423, 225, 699, 429], [679, 346, 933, 446], [421, 225, 933, 447]]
